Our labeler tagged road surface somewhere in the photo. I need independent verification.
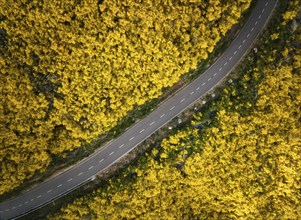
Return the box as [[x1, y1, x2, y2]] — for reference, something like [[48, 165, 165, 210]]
[[0, 0, 277, 219]]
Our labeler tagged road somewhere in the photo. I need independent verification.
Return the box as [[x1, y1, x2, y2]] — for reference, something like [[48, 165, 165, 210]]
[[0, 1, 277, 219]]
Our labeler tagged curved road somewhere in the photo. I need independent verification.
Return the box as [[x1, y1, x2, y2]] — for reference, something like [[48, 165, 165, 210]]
[[0, 1, 277, 219]]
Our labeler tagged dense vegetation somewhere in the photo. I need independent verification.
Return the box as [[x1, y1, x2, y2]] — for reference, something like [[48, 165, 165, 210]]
[[49, 1, 301, 219], [0, 0, 252, 194]]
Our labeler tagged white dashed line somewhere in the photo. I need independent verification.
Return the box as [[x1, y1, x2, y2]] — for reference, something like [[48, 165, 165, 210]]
[[47, 190, 52, 193], [190, 91, 194, 95], [239, 45, 242, 49], [78, 172, 83, 176], [30, 199, 34, 202], [37, 195, 42, 198], [57, 184, 62, 188], [119, 144, 124, 149], [213, 72, 217, 76], [18, 204, 23, 207], [243, 39, 246, 43], [259, 15, 261, 19], [208, 78, 211, 81], [251, 27, 254, 32], [170, 106, 175, 110], [109, 151, 115, 156], [180, 98, 185, 103], [129, 136, 135, 141], [25, 201, 28, 204], [67, 178, 73, 182], [202, 82, 206, 86], [12, 207, 16, 210], [99, 158, 104, 163], [265, 2, 268, 6], [262, 8, 265, 13], [160, 114, 165, 118], [224, 62, 227, 66], [196, 87, 200, 90], [219, 67, 222, 72], [150, 121, 155, 126], [234, 51, 237, 55], [89, 166, 94, 170], [247, 33, 250, 38], [255, 21, 258, 26], [140, 129, 145, 133], [229, 56, 232, 61], [5, 209, 9, 212]]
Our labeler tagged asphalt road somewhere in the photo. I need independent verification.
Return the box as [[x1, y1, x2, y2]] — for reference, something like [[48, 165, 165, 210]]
[[0, 1, 277, 219]]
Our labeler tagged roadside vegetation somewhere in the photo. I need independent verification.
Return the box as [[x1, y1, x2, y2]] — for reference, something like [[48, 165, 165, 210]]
[[48, 0, 301, 219], [0, 0, 252, 195]]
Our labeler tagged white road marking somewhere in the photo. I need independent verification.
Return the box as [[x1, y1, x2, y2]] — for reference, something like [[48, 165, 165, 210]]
[[229, 56, 232, 60], [208, 78, 211, 81], [140, 129, 145, 133], [12, 207, 16, 210], [170, 106, 175, 110], [259, 15, 261, 19], [99, 158, 104, 163], [5, 209, 9, 212], [78, 172, 83, 176], [67, 178, 73, 182], [247, 33, 250, 38], [25, 201, 28, 204], [219, 67, 222, 71], [202, 82, 206, 86], [119, 144, 124, 148], [129, 136, 134, 141], [30, 199, 34, 202], [150, 121, 155, 126], [234, 50, 237, 55], [109, 151, 115, 156], [243, 39, 246, 43], [190, 91, 194, 95], [160, 114, 165, 118], [262, 8, 265, 13], [239, 45, 242, 49], [213, 72, 217, 76], [251, 27, 254, 32], [180, 98, 185, 103], [224, 62, 227, 66], [37, 195, 42, 198], [57, 184, 62, 188], [89, 166, 94, 170], [196, 87, 200, 90], [265, 2, 268, 6], [18, 204, 23, 207], [47, 190, 52, 193]]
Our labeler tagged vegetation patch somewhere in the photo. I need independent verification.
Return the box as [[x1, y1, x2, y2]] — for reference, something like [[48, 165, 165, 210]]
[[47, 0, 301, 219], [0, 0, 252, 195]]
